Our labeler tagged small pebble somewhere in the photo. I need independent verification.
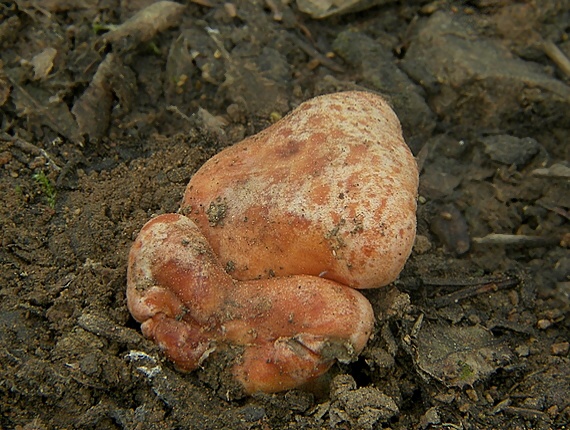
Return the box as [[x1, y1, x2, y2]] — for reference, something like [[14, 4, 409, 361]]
[[508, 290, 519, 307], [551, 341, 569, 356], [458, 402, 470, 413], [515, 344, 530, 357], [522, 396, 544, 410], [0, 151, 12, 166], [466, 389, 478, 402], [553, 256, 570, 281], [537, 319, 552, 330], [29, 156, 46, 169], [239, 405, 266, 422], [468, 314, 481, 324], [419, 407, 440, 429]]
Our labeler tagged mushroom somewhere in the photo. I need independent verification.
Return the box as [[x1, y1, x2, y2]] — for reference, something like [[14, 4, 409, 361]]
[[127, 91, 419, 393], [127, 213, 374, 394], [183, 91, 418, 289]]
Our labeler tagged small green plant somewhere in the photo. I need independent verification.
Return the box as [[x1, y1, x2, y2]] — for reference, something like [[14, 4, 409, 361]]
[[33, 170, 56, 209], [457, 360, 475, 381], [92, 22, 117, 34], [147, 41, 162, 56]]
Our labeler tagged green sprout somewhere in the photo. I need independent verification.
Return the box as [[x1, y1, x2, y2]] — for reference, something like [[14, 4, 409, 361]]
[[92, 22, 117, 34], [147, 41, 162, 56], [33, 171, 56, 209], [457, 360, 475, 381]]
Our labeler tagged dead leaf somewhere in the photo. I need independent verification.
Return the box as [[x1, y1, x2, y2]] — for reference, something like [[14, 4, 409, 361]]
[[100, 1, 186, 51], [72, 54, 136, 141], [7, 71, 82, 144], [31, 47, 57, 80], [414, 323, 512, 388]]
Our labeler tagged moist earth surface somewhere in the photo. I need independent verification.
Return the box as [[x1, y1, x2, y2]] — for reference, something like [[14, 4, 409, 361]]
[[0, 1, 569, 429]]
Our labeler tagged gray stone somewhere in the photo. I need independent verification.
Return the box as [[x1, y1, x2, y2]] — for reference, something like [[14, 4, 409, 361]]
[[481, 134, 541, 166], [401, 11, 570, 131]]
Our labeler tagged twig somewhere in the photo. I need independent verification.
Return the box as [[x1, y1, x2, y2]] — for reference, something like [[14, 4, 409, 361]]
[[422, 275, 508, 287], [205, 27, 231, 61], [167, 105, 192, 122], [472, 233, 561, 247], [1, 132, 61, 171], [191, 0, 214, 6], [535, 203, 570, 222], [265, 0, 283, 21], [541, 38, 570, 79], [501, 406, 548, 421], [432, 277, 519, 308]]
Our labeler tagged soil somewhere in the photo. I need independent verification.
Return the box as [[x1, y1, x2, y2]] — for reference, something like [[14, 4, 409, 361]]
[[1, 1, 569, 429]]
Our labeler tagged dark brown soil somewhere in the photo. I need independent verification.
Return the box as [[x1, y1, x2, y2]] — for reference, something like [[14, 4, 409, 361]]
[[1, 1, 569, 429]]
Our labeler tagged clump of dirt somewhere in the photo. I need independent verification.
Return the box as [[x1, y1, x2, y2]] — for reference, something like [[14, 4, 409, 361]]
[[1, 1, 569, 429]]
